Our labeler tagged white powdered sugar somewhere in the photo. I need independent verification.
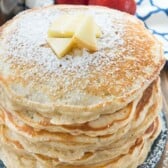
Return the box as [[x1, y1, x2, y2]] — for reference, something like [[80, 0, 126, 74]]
[[4, 6, 126, 80]]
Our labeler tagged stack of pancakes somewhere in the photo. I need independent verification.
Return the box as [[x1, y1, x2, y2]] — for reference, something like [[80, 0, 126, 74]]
[[0, 5, 165, 168]]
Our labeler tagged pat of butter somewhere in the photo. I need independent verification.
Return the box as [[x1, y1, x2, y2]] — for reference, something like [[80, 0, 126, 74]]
[[48, 14, 102, 38], [73, 15, 97, 52], [47, 38, 73, 58], [47, 14, 101, 58]]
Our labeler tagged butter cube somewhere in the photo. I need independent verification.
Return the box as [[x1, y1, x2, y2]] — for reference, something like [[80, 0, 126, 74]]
[[73, 15, 97, 52], [47, 38, 73, 58], [48, 14, 102, 38]]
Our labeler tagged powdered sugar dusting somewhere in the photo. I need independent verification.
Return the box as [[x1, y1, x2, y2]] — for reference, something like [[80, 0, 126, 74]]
[[0, 6, 151, 105], [4, 7, 125, 78]]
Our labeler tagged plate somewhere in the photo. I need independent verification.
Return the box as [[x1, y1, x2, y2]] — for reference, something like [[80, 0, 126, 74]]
[[0, 112, 167, 168], [138, 112, 168, 168]]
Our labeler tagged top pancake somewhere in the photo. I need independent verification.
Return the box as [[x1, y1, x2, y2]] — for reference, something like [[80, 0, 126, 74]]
[[0, 5, 165, 115]]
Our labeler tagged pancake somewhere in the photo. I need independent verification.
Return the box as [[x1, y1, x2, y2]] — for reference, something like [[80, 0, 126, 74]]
[[0, 143, 36, 168], [0, 116, 161, 168], [0, 80, 159, 140], [30, 119, 160, 168], [0, 93, 139, 136], [0, 79, 158, 138], [0, 79, 162, 163], [0, 5, 165, 125], [5, 77, 156, 136]]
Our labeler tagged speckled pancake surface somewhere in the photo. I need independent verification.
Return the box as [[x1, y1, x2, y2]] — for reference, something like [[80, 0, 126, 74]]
[[0, 5, 165, 122], [0, 5, 166, 168]]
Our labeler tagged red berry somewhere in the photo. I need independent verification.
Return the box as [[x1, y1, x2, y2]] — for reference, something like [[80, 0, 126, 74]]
[[57, 0, 88, 5], [89, 0, 117, 8], [89, 0, 136, 15], [117, 0, 136, 15]]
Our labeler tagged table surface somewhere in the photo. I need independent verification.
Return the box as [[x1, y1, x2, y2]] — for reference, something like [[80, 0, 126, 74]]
[[158, 63, 168, 168]]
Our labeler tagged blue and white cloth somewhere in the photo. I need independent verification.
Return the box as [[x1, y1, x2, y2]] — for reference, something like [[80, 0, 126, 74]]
[[136, 0, 168, 60]]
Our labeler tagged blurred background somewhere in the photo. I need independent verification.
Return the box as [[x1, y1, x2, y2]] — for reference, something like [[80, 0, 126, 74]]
[[0, 0, 54, 25]]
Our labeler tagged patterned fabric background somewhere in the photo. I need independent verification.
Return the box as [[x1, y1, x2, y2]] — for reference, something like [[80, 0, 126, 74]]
[[136, 0, 168, 60]]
